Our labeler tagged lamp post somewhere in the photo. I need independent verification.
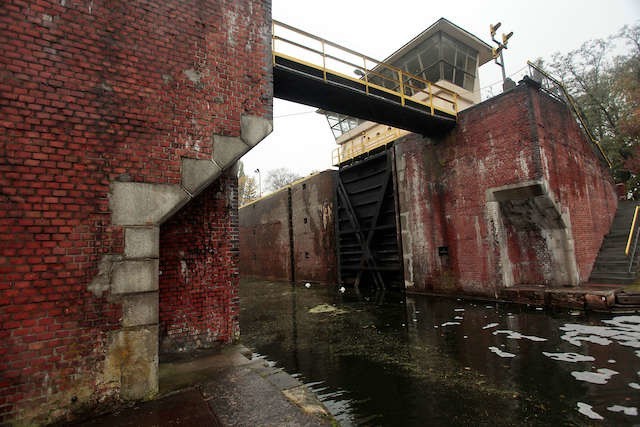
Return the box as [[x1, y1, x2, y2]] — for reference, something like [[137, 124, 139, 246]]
[[490, 22, 514, 91], [254, 168, 262, 197]]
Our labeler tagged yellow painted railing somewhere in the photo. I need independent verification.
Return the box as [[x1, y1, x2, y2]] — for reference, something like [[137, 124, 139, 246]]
[[332, 127, 406, 165], [272, 20, 459, 118], [625, 205, 640, 273], [625, 205, 640, 256]]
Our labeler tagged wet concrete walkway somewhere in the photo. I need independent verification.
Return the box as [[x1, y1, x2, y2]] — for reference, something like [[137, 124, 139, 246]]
[[76, 345, 333, 426]]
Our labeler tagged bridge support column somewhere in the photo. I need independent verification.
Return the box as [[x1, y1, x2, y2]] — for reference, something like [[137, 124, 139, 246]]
[[101, 115, 271, 400]]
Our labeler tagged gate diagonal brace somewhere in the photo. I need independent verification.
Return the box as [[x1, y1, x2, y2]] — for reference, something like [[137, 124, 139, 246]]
[[337, 177, 385, 290], [354, 158, 393, 290]]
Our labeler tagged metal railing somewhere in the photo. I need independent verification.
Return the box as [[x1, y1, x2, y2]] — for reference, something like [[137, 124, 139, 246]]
[[625, 205, 640, 272], [331, 127, 405, 165], [526, 61, 612, 169], [272, 20, 459, 118]]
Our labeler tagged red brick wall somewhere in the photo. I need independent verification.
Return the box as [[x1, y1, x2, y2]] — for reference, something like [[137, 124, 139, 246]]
[[397, 82, 617, 296], [1, 0, 271, 423], [531, 92, 617, 282], [442, 84, 541, 295], [159, 170, 239, 352]]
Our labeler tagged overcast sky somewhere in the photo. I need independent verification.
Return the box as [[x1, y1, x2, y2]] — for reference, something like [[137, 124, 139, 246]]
[[241, 0, 640, 187]]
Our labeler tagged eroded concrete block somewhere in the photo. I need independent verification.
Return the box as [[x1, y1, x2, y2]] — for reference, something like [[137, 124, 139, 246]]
[[212, 135, 249, 170], [122, 292, 159, 327], [181, 158, 222, 195], [110, 182, 190, 226], [104, 326, 159, 400], [112, 260, 159, 294], [240, 115, 273, 147], [124, 227, 159, 259]]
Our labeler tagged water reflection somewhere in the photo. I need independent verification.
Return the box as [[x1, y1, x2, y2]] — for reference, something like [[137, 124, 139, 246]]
[[240, 279, 640, 426]]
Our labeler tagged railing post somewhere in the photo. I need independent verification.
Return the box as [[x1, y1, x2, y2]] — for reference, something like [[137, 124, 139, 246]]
[[397, 70, 405, 106], [428, 82, 434, 115], [630, 225, 640, 273], [363, 58, 369, 95], [321, 40, 327, 82], [272, 21, 276, 65], [625, 206, 639, 256], [454, 93, 458, 115]]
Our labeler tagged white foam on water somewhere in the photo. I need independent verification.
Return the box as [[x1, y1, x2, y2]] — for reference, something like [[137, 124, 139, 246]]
[[489, 346, 516, 358], [577, 402, 604, 420], [560, 316, 640, 349], [441, 322, 461, 327], [482, 323, 499, 330], [493, 330, 547, 342], [454, 308, 465, 312], [454, 316, 463, 320], [603, 316, 640, 329], [629, 382, 640, 390], [607, 405, 638, 416], [571, 368, 618, 384], [485, 305, 494, 309], [608, 359, 616, 363], [542, 352, 595, 363]]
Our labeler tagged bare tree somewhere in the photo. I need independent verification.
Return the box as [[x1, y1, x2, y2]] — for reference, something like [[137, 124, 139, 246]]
[[237, 162, 258, 205], [265, 168, 302, 192]]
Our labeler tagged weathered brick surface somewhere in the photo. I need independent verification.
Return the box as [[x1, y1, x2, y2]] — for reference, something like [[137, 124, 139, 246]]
[[532, 92, 617, 282], [397, 82, 617, 297], [159, 170, 240, 352], [1, 0, 271, 423]]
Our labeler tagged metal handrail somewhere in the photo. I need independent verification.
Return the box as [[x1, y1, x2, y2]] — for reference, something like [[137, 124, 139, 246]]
[[625, 206, 640, 272], [273, 20, 459, 117], [332, 127, 404, 165], [526, 61, 612, 169], [625, 206, 639, 255]]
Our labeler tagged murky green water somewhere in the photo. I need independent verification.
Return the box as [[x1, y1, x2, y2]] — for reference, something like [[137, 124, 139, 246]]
[[240, 279, 640, 426]]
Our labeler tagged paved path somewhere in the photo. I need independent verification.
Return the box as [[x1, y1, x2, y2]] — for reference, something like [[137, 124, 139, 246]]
[[74, 345, 333, 426]]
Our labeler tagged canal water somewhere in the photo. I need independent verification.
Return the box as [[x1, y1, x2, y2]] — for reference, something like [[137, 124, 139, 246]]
[[240, 279, 640, 426]]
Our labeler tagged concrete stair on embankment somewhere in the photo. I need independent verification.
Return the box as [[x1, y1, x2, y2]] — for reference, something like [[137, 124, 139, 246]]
[[589, 201, 640, 285], [587, 201, 640, 311]]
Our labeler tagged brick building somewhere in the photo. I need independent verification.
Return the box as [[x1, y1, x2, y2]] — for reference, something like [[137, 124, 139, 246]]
[[394, 79, 617, 297], [1, 0, 272, 424]]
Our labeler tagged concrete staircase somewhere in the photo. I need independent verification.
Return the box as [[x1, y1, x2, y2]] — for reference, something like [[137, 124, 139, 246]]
[[589, 201, 640, 285]]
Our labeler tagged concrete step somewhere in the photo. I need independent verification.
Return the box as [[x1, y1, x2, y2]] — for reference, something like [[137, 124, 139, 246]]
[[589, 202, 640, 284], [617, 292, 640, 305], [589, 272, 637, 284]]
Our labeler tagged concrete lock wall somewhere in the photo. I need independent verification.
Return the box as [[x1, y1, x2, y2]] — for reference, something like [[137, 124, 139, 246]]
[[0, 0, 273, 424], [239, 170, 338, 284], [395, 80, 617, 298]]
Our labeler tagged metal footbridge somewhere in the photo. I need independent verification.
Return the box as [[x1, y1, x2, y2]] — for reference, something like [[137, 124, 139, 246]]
[[272, 21, 459, 136]]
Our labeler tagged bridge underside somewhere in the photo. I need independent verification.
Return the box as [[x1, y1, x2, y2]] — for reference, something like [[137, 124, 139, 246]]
[[273, 57, 456, 136]]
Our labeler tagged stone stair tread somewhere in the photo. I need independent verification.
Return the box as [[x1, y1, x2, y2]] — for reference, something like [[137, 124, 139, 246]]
[[589, 202, 640, 284]]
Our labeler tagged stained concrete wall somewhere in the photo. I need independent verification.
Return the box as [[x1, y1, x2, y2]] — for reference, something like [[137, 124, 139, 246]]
[[239, 187, 292, 281], [395, 79, 617, 298], [239, 170, 337, 284], [291, 171, 338, 283]]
